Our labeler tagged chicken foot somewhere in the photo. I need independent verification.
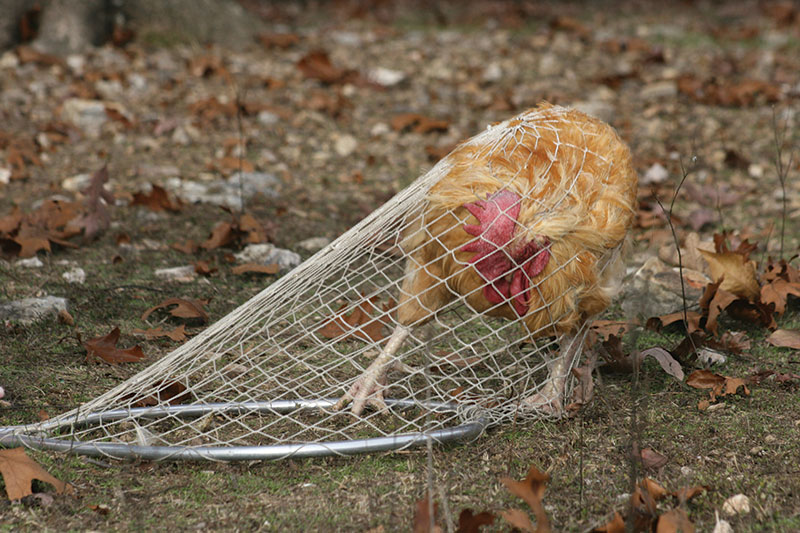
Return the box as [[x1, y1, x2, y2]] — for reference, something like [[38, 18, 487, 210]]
[[521, 331, 584, 417], [333, 325, 411, 415]]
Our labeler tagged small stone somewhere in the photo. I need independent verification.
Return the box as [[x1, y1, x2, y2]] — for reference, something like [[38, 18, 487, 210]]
[[749, 446, 765, 456], [0, 385, 4, 399], [722, 494, 750, 516], [235, 243, 301, 272], [62, 173, 92, 192], [748, 164, 764, 178], [572, 101, 615, 123], [62, 267, 86, 284], [621, 257, 705, 318], [172, 127, 191, 145], [370, 123, 390, 136], [697, 347, 726, 366], [154, 265, 197, 283], [0, 296, 69, 325], [61, 98, 109, 137], [538, 52, 560, 76], [258, 110, 280, 126], [680, 466, 693, 476], [482, 62, 502, 83], [297, 237, 331, 253], [66, 54, 86, 74], [368, 67, 405, 86], [0, 51, 19, 69], [764, 434, 777, 444], [16, 257, 44, 268], [0, 167, 10, 185], [642, 162, 669, 185], [334, 134, 358, 157], [640, 80, 678, 101]]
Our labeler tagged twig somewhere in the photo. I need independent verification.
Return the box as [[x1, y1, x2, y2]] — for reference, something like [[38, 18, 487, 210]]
[[771, 106, 795, 259]]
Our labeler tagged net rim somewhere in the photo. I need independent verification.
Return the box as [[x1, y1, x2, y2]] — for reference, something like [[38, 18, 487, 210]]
[[0, 398, 490, 461]]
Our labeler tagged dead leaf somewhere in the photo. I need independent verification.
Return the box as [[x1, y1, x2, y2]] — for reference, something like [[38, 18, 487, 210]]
[[297, 50, 361, 85], [73, 165, 114, 241], [592, 511, 625, 533], [500, 465, 551, 533], [646, 311, 702, 334], [84, 327, 146, 364], [257, 32, 300, 48], [141, 298, 209, 323], [317, 298, 392, 343], [132, 325, 188, 342], [766, 329, 800, 349], [499, 508, 536, 532], [590, 320, 633, 341], [698, 249, 760, 301], [686, 369, 725, 390], [232, 263, 280, 276], [171, 240, 198, 254], [126, 380, 191, 407], [705, 287, 739, 337], [0, 448, 74, 500], [760, 279, 800, 315], [641, 347, 684, 381], [656, 508, 695, 533], [413, 495, 442, 533], [206, 156, 254, 176], [566, 364, 594, 415], [194, 260, 216, 276], [640, 447, 668, 469], [457, 509, 495, 533], [673, 485, 707, 504], [391, 113, 450, 134], [131, 184, 183, 212]]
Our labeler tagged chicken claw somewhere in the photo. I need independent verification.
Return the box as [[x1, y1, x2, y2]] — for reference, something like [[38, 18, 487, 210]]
[[333, 354, 391, 415], [333, 325, 411, 415]]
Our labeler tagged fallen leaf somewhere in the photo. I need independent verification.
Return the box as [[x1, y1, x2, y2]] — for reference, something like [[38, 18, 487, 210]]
[[126, 380, 191, 407], [84, 327, 146, 364], [646, 311, 702, 334], [391, 113, 450, 134], [500, 465, 551, 533], [760, 279, 800, 315], [131, 325, 188, 342], [74, 165, 114, 240], [704, 287, 739, 337], [413, 495, 442, 533], [673, 485, 707, 504], [641, 347, 684, 381], [766, 329, 800, 349], [194, 260, 217, 276], [640, 448, 669, 469], [171, 240, 198, 254], [297, 50, 360, 85], [590, 320, 633, 341], [457, 509, 495, 533], [257, 32, 300, 48], [0, 448, 74, 500], [592, 511, 625, 533], [232, 263, 280, 275], [566, 364, 594, 415], [499, 508, 536, 532], [131, 184, 183, 212], [698, 249, 760, 301], [656, 508, 695, 533], [686, 369, 725, 390], [141, 298, 209, 323]]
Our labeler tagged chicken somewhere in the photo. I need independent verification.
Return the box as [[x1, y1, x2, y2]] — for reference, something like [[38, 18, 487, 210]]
[[335, 103, 638, 416]]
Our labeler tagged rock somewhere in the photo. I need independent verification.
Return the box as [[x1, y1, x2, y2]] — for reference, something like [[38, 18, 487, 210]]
[[658, 232, 714, 272], [170, 172, 280, 208], [0, 296, 69, 325], [621, 257, 706, 319], [368, 67, 405, 87], [640, 81, 677, 101], [235, 243, 301, 272], [722, 494, 750, 516], [572, 100, 615, 123], [0, 51, 17, 69], [61, 98, 108, 137], [62, 173, 92, 192], [16, 257, 43, 268], [370, 123, 390, 136], [482, 62, 502, 83], [642, 162, 669, 185], [154, 265, 196, 283], [0, 385, 4, 399], [258, 110, 280, 126], [334, 134, 358, 157], [697, 347, 726, 366], [62, 267, 86, 284], [297, 237, 331, 253], [538, 52, 560, 76], [0, 167, 9, 185]]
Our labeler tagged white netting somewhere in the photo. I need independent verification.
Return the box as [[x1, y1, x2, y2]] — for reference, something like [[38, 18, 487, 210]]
[[1, 104, 638, 460]]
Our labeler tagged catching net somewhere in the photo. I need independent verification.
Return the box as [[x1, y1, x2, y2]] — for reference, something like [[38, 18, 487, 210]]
[[0, 104, 637, 461]]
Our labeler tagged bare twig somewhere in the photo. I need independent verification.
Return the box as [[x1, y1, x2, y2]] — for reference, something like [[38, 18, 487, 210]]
[[771, 106, 795, 259]]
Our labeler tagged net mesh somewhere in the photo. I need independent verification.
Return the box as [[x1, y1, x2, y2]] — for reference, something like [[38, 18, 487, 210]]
[[2, 104, 638, 460]]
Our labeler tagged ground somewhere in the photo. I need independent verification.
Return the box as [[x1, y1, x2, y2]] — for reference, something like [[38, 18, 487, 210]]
[[1, 1, 800, 531]]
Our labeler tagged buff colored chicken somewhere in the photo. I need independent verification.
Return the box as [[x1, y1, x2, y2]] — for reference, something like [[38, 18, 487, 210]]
[[335, 103, 638, 416]]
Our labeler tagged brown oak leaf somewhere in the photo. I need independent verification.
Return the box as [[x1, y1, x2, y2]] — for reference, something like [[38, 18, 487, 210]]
[[0, 448, 74, 500]]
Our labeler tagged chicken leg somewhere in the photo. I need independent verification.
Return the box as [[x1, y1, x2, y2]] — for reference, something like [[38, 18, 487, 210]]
[[520, 330, 584, 416], [333, 325, 411, 415]]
